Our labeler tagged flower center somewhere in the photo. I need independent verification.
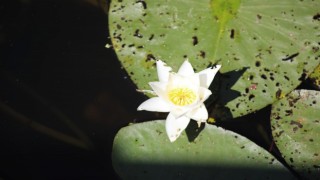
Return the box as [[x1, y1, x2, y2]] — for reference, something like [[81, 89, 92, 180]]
[[168, 88, 197, 106]]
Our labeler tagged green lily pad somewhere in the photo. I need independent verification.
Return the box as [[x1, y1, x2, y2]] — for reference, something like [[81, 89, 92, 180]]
[[271, 90, 320, 179], [109, 0, 320, 120], [112, 120, 295, 179]]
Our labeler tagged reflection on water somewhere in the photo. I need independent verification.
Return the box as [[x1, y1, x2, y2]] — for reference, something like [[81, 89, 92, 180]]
[[0, 0, 156, 179]]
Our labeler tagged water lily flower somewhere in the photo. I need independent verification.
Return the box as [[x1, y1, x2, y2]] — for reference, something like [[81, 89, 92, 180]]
[[137, 60, 221, 142]]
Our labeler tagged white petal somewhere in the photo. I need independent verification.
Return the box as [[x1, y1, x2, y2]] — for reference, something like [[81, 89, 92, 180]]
[[170, 106, 191, 118], [149, 81, 166, 92], [166, 113, 190, 142], [198, 87, 212, 102], [156, 60, 172, 82], [149, 82, 170, 102], [178, 60, 194, 76], [187, 104, 208, 122], [137, 97, 170, 112], [198, 65, 221, 88], [167, 73, 199, 91]]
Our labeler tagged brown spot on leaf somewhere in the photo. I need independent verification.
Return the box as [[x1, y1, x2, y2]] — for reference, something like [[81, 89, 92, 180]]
[[146, 54, 156, 61], [289, 158, 294, 163], [275, 130, 284, 137], [282, 53, 299, 62], [276, 89, 282, 99], [136, 0, 147, 9], [230, 29, 235, 39], [290, 120, 303, 130], [312, 46, 319, 53], [134, 29, 143, 38], [257, 14, 262, 19], [192, 36, 198, 46], [313, 13, 320, 21], [199, 51, 206, 58], [285, 109, 293, 116], [148, 34, 154, 41]]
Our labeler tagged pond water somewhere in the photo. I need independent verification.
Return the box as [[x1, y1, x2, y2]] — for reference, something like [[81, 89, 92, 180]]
[[0, 0, 157, 179], [2, 0, 315, 179]]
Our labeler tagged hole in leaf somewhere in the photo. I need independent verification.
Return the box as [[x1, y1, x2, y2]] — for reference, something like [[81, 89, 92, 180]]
[[248, 94, 255, 101]]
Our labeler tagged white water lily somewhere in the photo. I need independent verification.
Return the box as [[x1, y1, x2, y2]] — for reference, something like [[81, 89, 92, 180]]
[[137, 60, 221, 142]]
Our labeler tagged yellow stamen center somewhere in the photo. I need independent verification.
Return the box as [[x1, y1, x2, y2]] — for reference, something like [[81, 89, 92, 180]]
[[168, 88, 197, 106]]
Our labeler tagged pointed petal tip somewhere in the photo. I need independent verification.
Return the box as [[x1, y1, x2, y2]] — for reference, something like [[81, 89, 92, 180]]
[[178, 60, 194, 76], [137, 105, 144, 111], [212, 64, 222, 70], [187, 103, 208, 121], [156, 59, 164, 65], [156, 59, 171, 69], [137, 97, 171, 112], [198, 64, 221, 88], [165, 113, 190, 143], [156, 60, 172, 82], [182, 60, 191, 66], [168, 135, 178, 142]]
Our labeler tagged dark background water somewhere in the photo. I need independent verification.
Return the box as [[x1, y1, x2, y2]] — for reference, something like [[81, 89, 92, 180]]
[[0, 0, 156, 179], [1, 0, 313, 179], [0, 0, 282, 179]]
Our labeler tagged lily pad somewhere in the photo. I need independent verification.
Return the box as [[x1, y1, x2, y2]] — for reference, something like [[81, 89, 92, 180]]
[[271, 90, 320, 179], [112, 120, 295, 179], [109, 0, 320, 119]]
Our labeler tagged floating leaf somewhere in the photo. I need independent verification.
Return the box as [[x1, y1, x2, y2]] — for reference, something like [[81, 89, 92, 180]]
[[112, 120, 294, 179], [109, 0, 320, 119], [271, 90, 320, 179]]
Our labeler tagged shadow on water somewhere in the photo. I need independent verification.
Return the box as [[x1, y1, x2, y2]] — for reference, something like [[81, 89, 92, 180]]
[[0, 0, 154, 179]]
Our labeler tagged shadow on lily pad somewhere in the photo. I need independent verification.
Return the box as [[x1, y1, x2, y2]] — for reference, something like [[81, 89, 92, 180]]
[[185, 120, 205, 142], [208, 67, 248, 121]]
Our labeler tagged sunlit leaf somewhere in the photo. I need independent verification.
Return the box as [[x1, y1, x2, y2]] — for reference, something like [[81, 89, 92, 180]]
[[271, 90, 320, 179], [109, 0, 320, 120], [112, 120, 295, 179]]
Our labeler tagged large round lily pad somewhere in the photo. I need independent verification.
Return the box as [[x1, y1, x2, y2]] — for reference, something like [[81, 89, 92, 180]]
[[112, 120, 295, 179], [109, 0, 320, 119], [271, 90, 320, 179]]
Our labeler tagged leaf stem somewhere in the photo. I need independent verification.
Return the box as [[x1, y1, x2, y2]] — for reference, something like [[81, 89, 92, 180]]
[[0, 101, 92, 150]]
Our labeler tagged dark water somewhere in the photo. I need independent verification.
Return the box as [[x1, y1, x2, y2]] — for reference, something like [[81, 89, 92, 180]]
[[0, 0, 156, 179], [2, 0, 315, 179]]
